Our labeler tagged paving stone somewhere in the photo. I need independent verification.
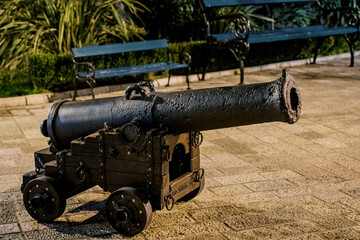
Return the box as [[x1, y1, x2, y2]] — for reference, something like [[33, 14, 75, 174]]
[[0, 223, 20, 234], [340, 199, 360, 211], [0, 191, 22, 203], [316, 227, 360, 240], [312, 215, 356, 230], [260, 170, 303, 180], [188, 205, 245, 221], [202, 177, 222, 187], [318, 162, 360, 180], [224, 220, 323, 239], [287, 175, 344, 187], [209, 137, 257, 155], [9, 110, 30, 116], [183, 233, 228, 240], [342, 188, 360, 198], [20, 220, 70, 232], [66, 211, 106, 225], [0, 202, 17, 224], [214, 173, 267, 185], [296, 131, 325, 140], [313, 190, 353, 202], [230, 191, 278, 204], [142, 220, 229, 239], [345, 212, 360, 223], [0, 182, 20, 193], [150, 211, 195, 228], [244, 179, 296, 192], [325, 152, 360, 172], [0, 148, 22, 156], [204, 151, 251, 167], [209, 183, 253, 196], [300, 200, 354, 217], [282, 233, 325, 240], [223, 213, 289, 231], [217, 165, 260, 175], [0, 233, 24, 240], [266, 153, 334, 177], [0, 174, 21, 184], [23, 228, 85, 240]]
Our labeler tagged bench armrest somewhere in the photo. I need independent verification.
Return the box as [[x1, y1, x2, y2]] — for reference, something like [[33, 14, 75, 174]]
[[233, 14, 250, 41], [73, 60, 96, 80]]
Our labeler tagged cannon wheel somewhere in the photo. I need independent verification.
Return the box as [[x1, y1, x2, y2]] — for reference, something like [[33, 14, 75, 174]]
[[106, 187, 152, 236], [23, 176, 66, 223], [180, 176, 205, 202]]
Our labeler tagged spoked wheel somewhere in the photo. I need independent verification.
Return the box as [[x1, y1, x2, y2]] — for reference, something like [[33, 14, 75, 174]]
[[106, 187, 152, 236], [180, 174, 205, 202], [23, 176, 66, 223]]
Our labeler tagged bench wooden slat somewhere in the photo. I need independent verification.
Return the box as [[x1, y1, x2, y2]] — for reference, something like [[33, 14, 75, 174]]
[[78, 62, 189, 79], [72, 39, 168, 58], [212, 25, 358, 43], [203, 0, 317, 8]]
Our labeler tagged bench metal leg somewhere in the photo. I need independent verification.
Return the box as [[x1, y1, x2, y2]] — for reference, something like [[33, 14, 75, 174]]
[[86, 78, 96, 100], [240, 58, 245, 85], [186, 66, 191, 90], [201, 63, 207, 81], [166, 70, 171, 87], [228, 45, 248, 85], [349, 44, 355, 67], [312, 39, 322, 64], [343, 34, 356, 67], [72, 78, 79, 101], [200, 44, 210, 81]]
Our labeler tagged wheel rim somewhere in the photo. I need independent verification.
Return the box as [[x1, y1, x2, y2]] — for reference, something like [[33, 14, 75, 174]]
[[106, 187, 152, 236], [23, 176, 66, 223]]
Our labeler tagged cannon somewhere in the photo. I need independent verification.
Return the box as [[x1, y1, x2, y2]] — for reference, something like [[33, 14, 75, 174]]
[[21, 70, 301, 236]]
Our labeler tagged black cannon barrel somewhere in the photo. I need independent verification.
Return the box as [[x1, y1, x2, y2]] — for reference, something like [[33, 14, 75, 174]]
[[42, 70, 301, 150]]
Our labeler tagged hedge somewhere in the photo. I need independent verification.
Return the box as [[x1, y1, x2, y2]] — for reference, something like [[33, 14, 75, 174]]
[[28, 36, 357, 92]]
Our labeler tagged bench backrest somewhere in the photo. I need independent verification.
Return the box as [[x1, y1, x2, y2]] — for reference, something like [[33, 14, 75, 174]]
[[72, 39, 168, 58], [202, 0, 317, 8]]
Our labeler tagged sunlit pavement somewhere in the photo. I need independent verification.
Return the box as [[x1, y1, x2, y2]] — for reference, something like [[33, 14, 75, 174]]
[[1, 57, 360, 239]]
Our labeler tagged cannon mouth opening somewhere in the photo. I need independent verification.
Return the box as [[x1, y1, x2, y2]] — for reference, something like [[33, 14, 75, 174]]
[[281, 70, 301, 124], [290, 88, 299, 112]]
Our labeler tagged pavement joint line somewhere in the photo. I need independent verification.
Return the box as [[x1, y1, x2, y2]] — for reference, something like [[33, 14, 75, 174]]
[[0, 50, 359, 109]]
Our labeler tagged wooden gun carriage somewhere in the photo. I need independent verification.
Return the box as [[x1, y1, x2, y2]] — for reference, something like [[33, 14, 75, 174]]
[[21, 70, 301, 235]]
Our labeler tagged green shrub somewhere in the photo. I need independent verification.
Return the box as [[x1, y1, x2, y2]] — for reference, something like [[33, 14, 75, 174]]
[[0, 68, 46, 97], [27, 48, 170, 92], [28, 54, 75, 92]]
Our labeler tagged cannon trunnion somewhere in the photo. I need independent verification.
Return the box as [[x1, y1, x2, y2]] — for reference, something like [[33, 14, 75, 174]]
[[21, 70, 301, 236]]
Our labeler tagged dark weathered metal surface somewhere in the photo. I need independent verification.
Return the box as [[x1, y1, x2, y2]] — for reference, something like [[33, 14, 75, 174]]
[[42, 70, 301, 150]]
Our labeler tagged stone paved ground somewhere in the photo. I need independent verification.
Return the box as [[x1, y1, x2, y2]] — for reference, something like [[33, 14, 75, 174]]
[[1, 57, 360, 239]]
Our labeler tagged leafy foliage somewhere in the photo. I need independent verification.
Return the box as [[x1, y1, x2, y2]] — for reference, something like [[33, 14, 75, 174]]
[[0, 0, 146, 69], [141, 0, 204, 41], [320, 0, 360, 28], [141, 0, 275, 41], [270, 3, 318, 28]]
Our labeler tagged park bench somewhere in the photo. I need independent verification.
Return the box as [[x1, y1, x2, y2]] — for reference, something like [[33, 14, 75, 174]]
[[198, 0, 360, 84], [71, 39, 191, 100]]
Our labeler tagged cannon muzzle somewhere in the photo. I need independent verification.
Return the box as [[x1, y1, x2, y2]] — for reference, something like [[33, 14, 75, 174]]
[[42, 70, 301, 150]]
